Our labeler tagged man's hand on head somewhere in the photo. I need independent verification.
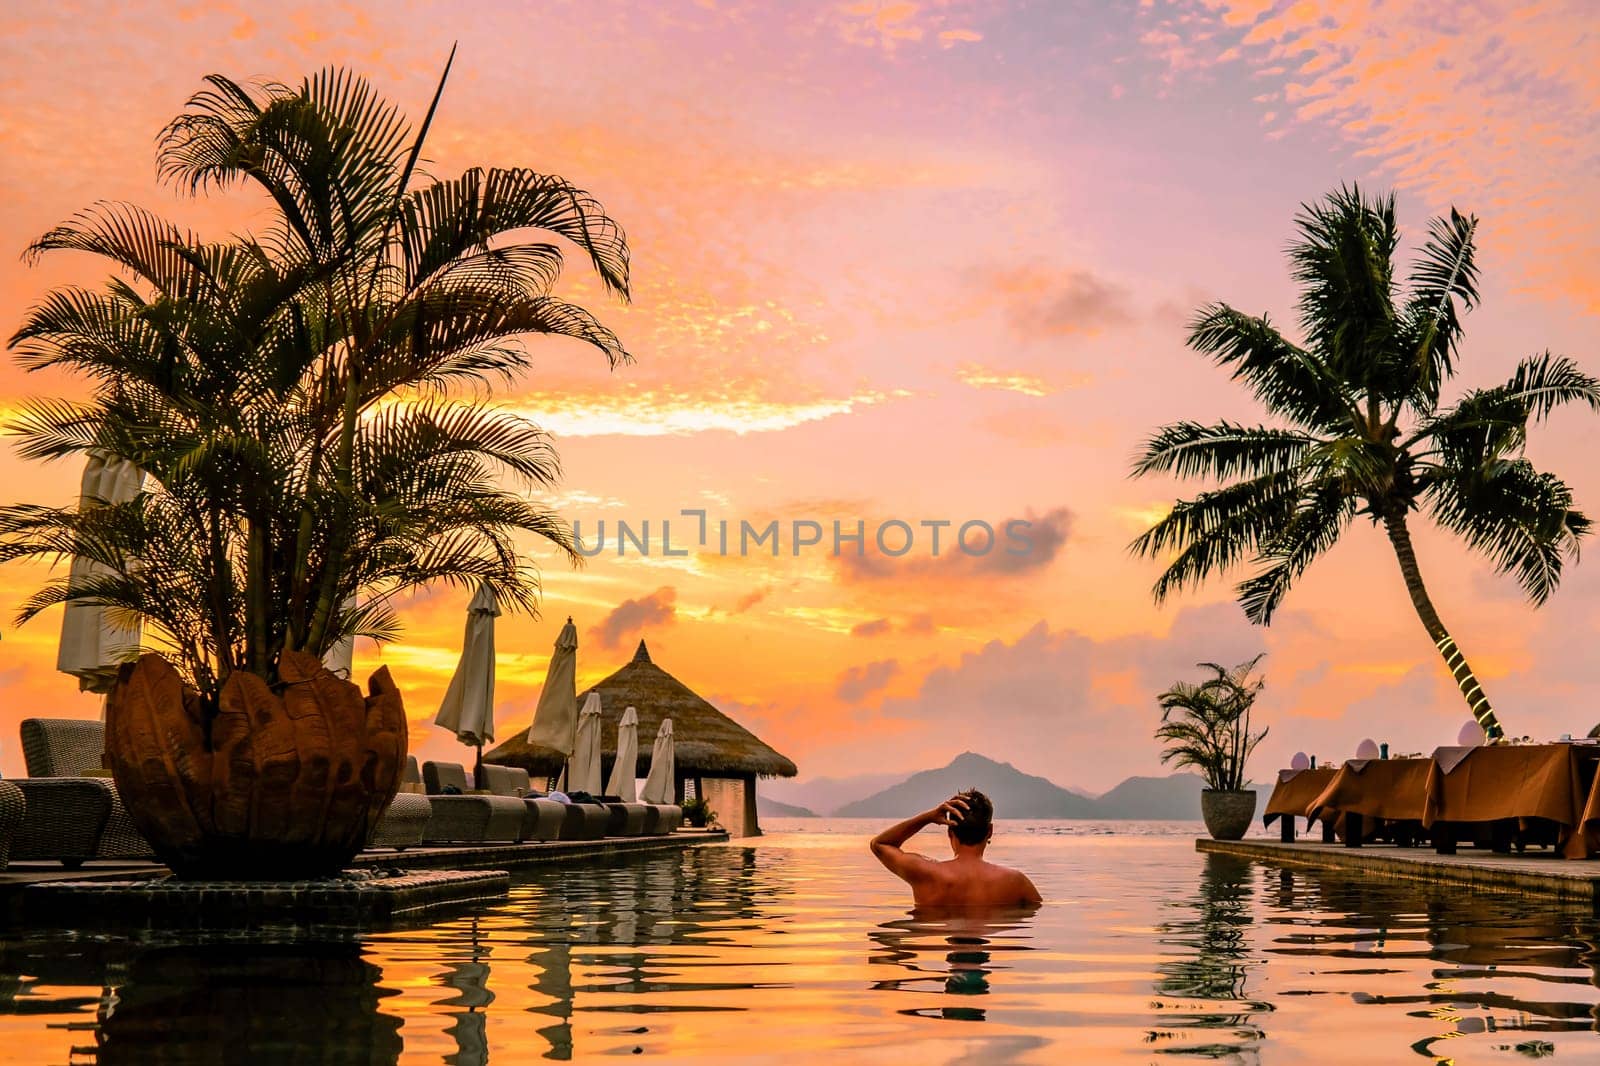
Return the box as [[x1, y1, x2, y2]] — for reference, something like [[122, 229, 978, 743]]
[[928, 795, 970, 828]]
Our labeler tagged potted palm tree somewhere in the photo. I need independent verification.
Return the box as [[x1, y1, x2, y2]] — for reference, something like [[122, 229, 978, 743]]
[[0, 58, 632, 878], [1157, 655, 1268, 841], [1131, 187, 1598, 744]]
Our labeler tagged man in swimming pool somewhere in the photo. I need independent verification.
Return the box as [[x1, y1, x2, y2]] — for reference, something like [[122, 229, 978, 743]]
[[869, 789, 1043, 908]]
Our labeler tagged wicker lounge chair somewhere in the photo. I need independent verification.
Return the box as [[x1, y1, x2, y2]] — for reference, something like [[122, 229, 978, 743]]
[[601, 800, 649, 837], [555, 799, 609, 841], [0, 781, 24, 870], [363, 756, 431, 850], [479, 764, 565, 842], [420, 761, 524, 844], [9, 777, 110, 867], [642, 804, 684, 835], [18, 718, 152, 860], [367, 792, 431, 850]]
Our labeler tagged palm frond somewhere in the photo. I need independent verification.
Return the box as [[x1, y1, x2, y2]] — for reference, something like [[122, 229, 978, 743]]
[[1132, 421, 1317, 481], [1426, 459, 1589, 605], [1131, 472, 1303, 602], [1187, 304, 1355, 430]]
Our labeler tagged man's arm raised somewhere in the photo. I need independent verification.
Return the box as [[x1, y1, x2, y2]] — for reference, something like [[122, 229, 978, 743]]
[[868, 797, 968, 885]]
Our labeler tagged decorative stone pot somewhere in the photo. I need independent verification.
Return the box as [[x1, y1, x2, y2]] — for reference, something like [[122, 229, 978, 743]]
[[1200, 789, 1257, 841], [106, 650, 408, 880]]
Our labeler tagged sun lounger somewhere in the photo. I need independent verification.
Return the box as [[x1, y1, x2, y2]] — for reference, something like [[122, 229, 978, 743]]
[[642, 804, 683, 835], [478, 764, 565, 842], [366, 792, 431, 850], [19, 718, 153, 859], [0, 781, 24, 870], [364, 756, 432, 849], [10, 777, 111, 867], [600, 800, 649, 836], [420, 760, 524, 844], [555, 799, 609, 841]]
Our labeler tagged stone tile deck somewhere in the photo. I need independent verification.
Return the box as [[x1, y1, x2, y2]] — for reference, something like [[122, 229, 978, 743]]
[[25, 868, 512, 929], [3, 829, 729, 927], [1198, 838, 1600, 901]]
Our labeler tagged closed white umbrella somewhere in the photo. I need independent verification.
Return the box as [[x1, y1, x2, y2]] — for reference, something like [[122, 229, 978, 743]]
[[568, 692, 604, 795], [605, 705, 640, 802], [527, 617, 579, 757], [640, 717, 675, 804], [58, 452, 143, 694], [434, 582, 500, 778]]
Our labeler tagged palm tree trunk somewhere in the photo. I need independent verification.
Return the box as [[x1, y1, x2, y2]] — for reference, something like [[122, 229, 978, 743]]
[[1381, 510, 1504, 741]]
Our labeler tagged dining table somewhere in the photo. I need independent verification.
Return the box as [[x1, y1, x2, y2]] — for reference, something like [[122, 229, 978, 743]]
[[1423, 742, 1600, 858], [1262, 767, 1338, 841], [1306, 756, 1434, 846]]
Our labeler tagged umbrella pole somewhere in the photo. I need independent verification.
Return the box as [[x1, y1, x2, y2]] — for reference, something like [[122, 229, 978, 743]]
[[473, 742, 484, 787]]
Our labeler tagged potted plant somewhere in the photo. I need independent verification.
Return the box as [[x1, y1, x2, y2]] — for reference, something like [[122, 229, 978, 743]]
[[0, 60, 632, 879], [1156, 655, 1269, 841], [681, 797, 717, 829]]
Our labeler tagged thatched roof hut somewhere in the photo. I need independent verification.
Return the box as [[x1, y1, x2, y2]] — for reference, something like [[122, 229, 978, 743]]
[[484, 639, 798, 781]]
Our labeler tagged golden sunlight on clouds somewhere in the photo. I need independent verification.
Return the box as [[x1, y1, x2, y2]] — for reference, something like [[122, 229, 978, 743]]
[[508, 388, 901, 437], [1116, 502, 1173, 531], [954, 363, 1090, 396]]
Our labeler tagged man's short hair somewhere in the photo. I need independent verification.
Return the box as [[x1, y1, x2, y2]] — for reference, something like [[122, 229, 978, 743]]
[[950, 789, 994, 845]]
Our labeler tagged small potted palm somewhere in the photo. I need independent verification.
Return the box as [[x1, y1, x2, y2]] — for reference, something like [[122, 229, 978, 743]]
[[1156, 655, 1268, 841]]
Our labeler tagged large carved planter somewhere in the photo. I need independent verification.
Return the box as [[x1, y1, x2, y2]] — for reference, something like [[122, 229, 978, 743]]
[[105, 651, 408, 880], [1200, 789, 1258, 841]]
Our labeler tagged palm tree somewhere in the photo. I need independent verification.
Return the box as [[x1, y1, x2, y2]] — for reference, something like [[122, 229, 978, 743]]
[[1156, 655, 1268, 792], [1131, 186, 1598, 742], [0, 58, 632, 706]]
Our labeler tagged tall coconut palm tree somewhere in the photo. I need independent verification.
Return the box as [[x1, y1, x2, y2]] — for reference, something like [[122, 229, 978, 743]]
[[1, 59, 632, 705], [1131, 187, 1598, 742]]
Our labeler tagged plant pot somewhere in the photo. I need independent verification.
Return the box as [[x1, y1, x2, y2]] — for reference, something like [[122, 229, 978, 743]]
[[106, 651, 408, 880], [1200, 789, 1257, 841]]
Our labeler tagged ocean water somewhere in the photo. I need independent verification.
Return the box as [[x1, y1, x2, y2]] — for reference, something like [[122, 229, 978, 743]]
[[1, 818, 1597, 1063]]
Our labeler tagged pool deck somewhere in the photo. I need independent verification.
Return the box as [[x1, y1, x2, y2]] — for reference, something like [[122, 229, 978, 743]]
[[1, 828, 728, 910], [1198, 837, 1600, 901]]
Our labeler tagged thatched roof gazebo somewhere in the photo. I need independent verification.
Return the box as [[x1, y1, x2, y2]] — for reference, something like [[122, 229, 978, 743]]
[[484, 639, 796, 836]]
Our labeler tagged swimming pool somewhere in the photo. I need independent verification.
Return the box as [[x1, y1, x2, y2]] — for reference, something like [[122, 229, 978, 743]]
[[2, 821, 1596, 1062]]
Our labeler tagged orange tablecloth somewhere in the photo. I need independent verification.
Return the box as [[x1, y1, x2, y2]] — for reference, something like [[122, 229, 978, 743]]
[[1423, 744, 1598, 859], [1308, 758, 1433, 824], [1262, 767, 1337, 827], [1581, 758, 1600, 854]]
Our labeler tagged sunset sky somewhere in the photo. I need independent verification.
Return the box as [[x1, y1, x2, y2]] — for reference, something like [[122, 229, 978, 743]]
[[1, 0, 1596, 791]]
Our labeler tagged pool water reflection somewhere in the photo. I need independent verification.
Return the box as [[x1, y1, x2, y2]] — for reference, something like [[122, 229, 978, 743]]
[[1, 821, 1597, 1062]]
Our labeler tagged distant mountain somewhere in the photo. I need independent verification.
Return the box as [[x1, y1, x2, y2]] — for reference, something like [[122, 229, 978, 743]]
[[758, 795, 817, 818], [761, 772, 904, 816], [773, 755, 1272, 822], [1093, 773, 1206, 820], [834, 752, 1102, 819]]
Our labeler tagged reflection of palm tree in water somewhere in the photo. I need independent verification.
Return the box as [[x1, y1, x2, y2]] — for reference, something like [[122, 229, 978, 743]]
[[1156, 854, 1258, 1003], [1151, 853, 1268, 1056], [868, 911, 1037, 1023]]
